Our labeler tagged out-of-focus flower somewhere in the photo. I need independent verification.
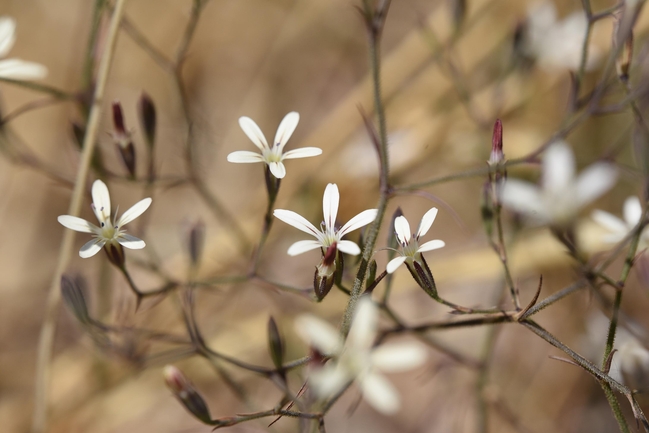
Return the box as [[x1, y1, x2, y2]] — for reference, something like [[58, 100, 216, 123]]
[[295, 296, 427, 414], [592, 196, 649, 249], [386, 208, 445, 274], [520, 2, 601, 71], [227, 112, 322, 179], [0, 17, 47, 80], [58, 180, 152, 258], [500, 141, 617, 226], [274, 183, 377, 256]]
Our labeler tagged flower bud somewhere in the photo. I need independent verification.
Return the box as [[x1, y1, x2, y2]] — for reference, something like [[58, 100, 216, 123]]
[[489, 119, 504, 166], [616, 31, 633, 82], [314, 243, 337, 301], [61, 275, 90, 325], [163, 365, 213, 425], [186, 220, 205, 268], [138, 92, 156, 148], [267, 317, 285, 371], [111, 101, 136, 178]]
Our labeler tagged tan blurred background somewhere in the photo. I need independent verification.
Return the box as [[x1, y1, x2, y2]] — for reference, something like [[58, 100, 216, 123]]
[[1, 0, 649, 432]]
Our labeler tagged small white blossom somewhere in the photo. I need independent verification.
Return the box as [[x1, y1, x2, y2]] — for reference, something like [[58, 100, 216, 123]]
[[386, 208, 445, 274], [274, 183, 377, 256], [592, 196, 649, 249], [58, 180, 152, 258], [295, 296, 427, 414], [0, 17, 47, 80], [500, 141, 617, 226], [227, 112, 322, 179]]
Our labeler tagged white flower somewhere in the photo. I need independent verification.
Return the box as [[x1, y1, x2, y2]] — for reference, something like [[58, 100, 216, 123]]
[[227, 112, 322, 179], [592, 196, 649, 250], [295, 296, 427, 414], [499, 141, 617, 226], [58, 180, 152, 258], [0, 17, 47, 80], [386, 208, 445, 274], [273, 183, 378, 256], [521, 2, 601, 71]]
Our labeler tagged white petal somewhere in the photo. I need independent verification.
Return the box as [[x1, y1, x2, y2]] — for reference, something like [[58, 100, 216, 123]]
[[274, 209, 321, 238], [358, 372, 400, 414], [417, 239, 445, 252], [268, 161, 286, 179], [91, 179, 111, 223], [592, 210, 627, 234], [386, 256, 407, 274], [57, 215, 99, 234], [624, 196, 643, 226], [309, 364, 351, 398], [226, 150, 264, 163], [274, 111, 299, 152], [238, 116, 268, 150], [0, 58, 47, 80], [294, 315, 343, 355], [500, 180, 545, 217], [393, 215, 411, 246], [336, 240, 361, 255], [416, 207, 438, 238], [542, 142, 575, 194], [282, 147, 322, 159], [323, 183, 339, 233], [117, 233, 146, 249], [338, 209, 378, 237], [0, 17, 16, 58], [79, 238, 106, 258], [575, 163, 617, 207], [371, 344, 427, 372], [347, 296, 377, 352], [287, 240, 322, 256], [117, 197, 151, 226]]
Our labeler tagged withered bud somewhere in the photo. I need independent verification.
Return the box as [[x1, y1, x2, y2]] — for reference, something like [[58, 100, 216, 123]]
[[111, 101, 136, 178], [489, 119, 504, 165], [164, 365, 213, 424], [187, 220, 205, 267], [61, 275, 90, 325], [267, 317, 285, 371], [104, 242, 125, 268], [138, 92, 156, 148], [617, 32, 634, 82], [314, 243, 337, 301]]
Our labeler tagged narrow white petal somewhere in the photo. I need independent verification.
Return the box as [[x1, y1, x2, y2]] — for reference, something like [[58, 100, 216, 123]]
[[274, 209, 321, 238], [500, 180, 545, 217], [287, 240, 322, 256], [336, 240, 361, 255], [393, 215, 411, 246], [347, 296, 377, 352], [323, 183, 339, 233], [0, 17, 16, 57], [0, 59, 47, 80], [91, 179, 111, 222], [592, 210, 627, 235], [117, 197, 151, 226], [386, 256, 407, 274], [416, 207, 438, 238], [79, 238, 106, 258], [338, 209, 378, 237], [238, 116, 268, 150], [359, 372, 400, 414], [268, 161, 286, 179], [226, 150, 264, 163], [57, 215, 99, 234], [294, 315, 343, 355], [417, 239, 445, 252], [274, 111, 299, 152], [542, 142, 575, 194], [282, 147, 323, 159], [117, 233, 146, 249], [310, 364, 351, 398], [575, 163, 617, 207], [624, 196, 643, 226], [371, 344, 427, 372]]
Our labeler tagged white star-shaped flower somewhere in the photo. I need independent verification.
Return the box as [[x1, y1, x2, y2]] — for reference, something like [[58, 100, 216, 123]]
[[227, 112, 322, 179], [58, 180, 152, 258], [499, 141, 617, 226], [386, 208, 445, 274], [592, 196, 649, 249], [0, 17, 47, 80], [295, 296, 427, 414], [273, 183, 378, 256]]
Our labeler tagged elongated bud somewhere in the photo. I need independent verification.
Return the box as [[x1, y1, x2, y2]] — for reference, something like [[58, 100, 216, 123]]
[[164, 366, 213, 424], [111, 101, 136, 178], [314, 243, 337, 301], [61, 275, 90, 325], [489, 119, 504, 165], [365, 260, 377, 290], [267, 317, 285, 371], [104, 242, 125, 268], [138, 92, 156, 148], [187, 220, 205, 267], [617, 31, 633, 82]]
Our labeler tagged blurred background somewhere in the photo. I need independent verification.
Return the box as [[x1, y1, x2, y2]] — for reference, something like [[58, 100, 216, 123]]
[[1, 0, 649, 431]]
